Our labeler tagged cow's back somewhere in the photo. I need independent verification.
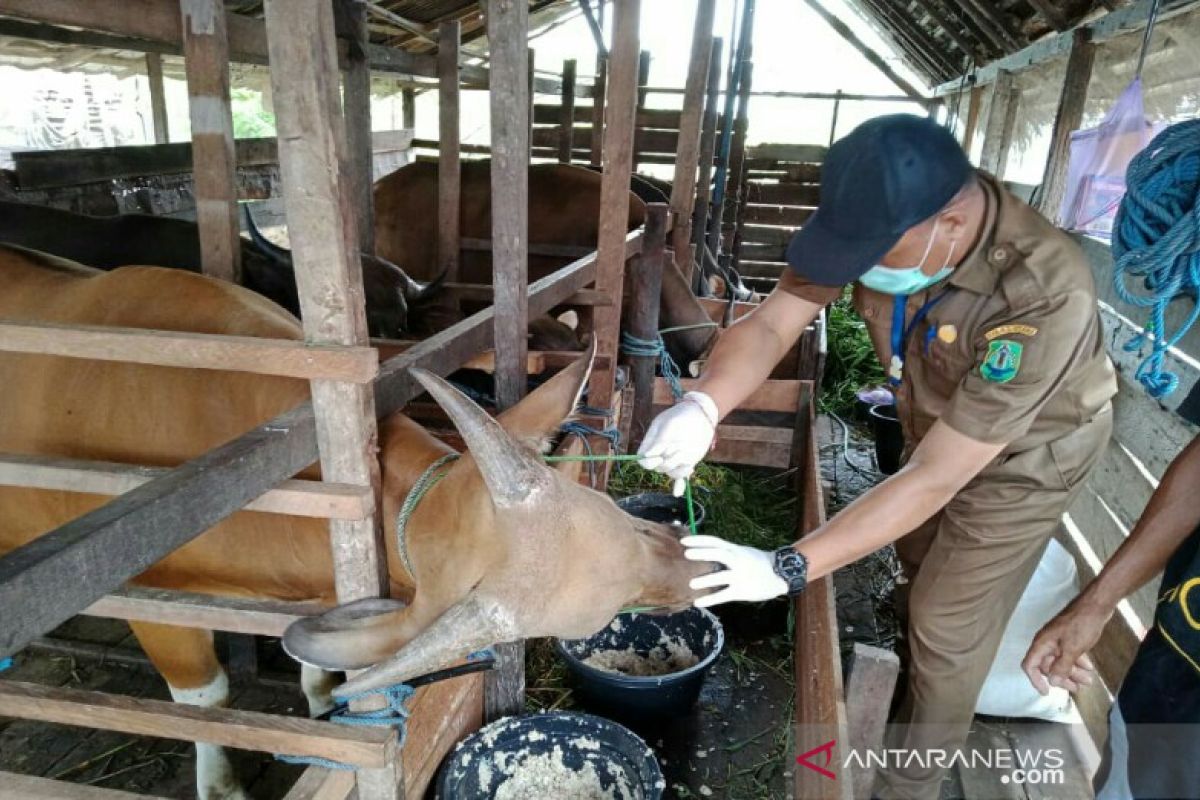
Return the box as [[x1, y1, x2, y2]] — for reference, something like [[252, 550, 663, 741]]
[[0, 245, 342, 601], [373, 161, 646, 285]]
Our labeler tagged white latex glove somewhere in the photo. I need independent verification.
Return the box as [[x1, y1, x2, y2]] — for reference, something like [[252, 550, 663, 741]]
[[682, 535, 788, 608], [636, 391, 719, 497]]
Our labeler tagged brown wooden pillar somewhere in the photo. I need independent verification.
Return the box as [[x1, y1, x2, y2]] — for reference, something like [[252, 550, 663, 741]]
[[438, 20, 462, 281]]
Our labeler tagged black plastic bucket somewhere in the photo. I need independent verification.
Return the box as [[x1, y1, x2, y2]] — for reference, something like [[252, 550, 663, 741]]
[[555, 608, 724, 724], [868, 403, 904, 475], [436, 711, 663, 799], [615, 492, 706, 528]]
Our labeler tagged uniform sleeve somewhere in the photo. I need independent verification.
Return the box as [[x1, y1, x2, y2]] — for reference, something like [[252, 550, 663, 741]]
[[774, 268, 844, 307], [941, 289, 1099, 444]]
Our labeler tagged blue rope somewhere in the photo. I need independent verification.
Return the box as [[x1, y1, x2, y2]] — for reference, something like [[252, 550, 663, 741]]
[[0, 657, 12, 672], [1112, 119, 1200, 399], [276, 683, 417, 770], [621, 331, 684, 400]]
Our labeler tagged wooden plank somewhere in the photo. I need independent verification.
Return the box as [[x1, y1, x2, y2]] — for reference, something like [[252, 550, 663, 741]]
[[0, 320, 378, 383], [283, 768, 356, 800], [724, 50, 755, 268], [845, 644, 900, 800], [590, 54, 606, 167], [690, 36, 722, 283], [741, 224, 796, 247], [459, 238, 595, 260], [792, 383, 853, 800], [1110, 368, 1199, 479], [741, 204, 812, 228], [1065, 487, 1159, 625], [979, 70, 1018, 175], [738, 260, 787, 278], [961, 84, 984, 153], [0, 454, 372, 521], [441, 281, 610, 307], [653, 378, 801, 413], [0, 772, 171, 800], [483, 0, 531, 723], [744, 181, 821, 206], [738, 242, 787, 262], [0, 680, 395, 767], [265, 0, 385, 606], [0, 253, 613, 660], [401, 87, 416, 129], [84, 586, 325, 637], [1038, 30, 1095, 221], [627, 204, 668, 450], [533, 104, 718, 130], [557, 58, 577, 163], [709, 425, 793, 469], [145, 52, 169, 144], [746, 143, 829, 162], [400, 673, 482, 799], [181, 0, 240, 284], [439, 20, 462, 282], [372, 341, 549, 374], [11, 130, 414, 190], [531, 126, 680, 155], [588, 0, 641, 411], [339, 0, 374, 252]]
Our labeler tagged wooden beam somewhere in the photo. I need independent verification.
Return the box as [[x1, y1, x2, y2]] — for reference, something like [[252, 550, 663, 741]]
[[957, 0, 1024, 52], [484, 0, 530, 722], [590, 54, 606, 167], [0, 320, 378, 382], [961, 84, 984, 153], [0, 454, 372, 521], [339, 0, 375, 253], [690, 36, 723, 285], [670, 0, 716, 283], [845, 644, 900, 799], [282, 768, 356, 800], [180, 0, 240, 284], [558, 58, 577, 163], [910, 0, 984, 62], [978, 69, 1018, 175], [10, 130, 413, 190], [627, 204, 667, 450], [1037, 29, 1095, 222], [145, 52, 169, 144], [439, 20, 462, 282], [800, 0, 925, 100], [0, 772, 172, 800], [589, 0, 641, 408], [577, 0, 607, 56], [0, 680, 397, 768], [402, 86, 416, 129], [653, 378, 801, 413], [85, 585, 325, 636], [1027, 0, 1070, 31]]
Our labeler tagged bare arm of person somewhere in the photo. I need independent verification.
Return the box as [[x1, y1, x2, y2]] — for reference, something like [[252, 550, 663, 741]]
[[1022, 435, 1200, 695]]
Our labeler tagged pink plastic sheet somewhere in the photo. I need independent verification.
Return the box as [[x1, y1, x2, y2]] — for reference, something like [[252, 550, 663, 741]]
[[1059, 78, 1164, 238]]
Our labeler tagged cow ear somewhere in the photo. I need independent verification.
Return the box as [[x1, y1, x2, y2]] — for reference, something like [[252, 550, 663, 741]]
[[497, 336, 595, 451]]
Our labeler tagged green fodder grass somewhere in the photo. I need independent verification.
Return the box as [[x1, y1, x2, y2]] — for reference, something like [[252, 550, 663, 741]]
[[607, 462, 797, 551], [820, 290, 885, 416]]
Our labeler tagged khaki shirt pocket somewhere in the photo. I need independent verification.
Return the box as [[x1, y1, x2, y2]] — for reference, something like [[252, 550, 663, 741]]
[[1046, 409, 1112, 491]]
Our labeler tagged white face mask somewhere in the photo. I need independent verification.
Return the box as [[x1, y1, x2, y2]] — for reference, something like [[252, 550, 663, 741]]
[[860, 219, 957, 295]]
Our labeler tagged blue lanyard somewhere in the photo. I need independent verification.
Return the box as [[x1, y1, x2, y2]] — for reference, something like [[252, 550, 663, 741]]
[[889, 292, 950, 386]]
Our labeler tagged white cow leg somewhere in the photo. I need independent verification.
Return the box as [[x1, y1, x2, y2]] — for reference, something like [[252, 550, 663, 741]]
[[300, 664, 339, 718], [168, 669, 250, 800]]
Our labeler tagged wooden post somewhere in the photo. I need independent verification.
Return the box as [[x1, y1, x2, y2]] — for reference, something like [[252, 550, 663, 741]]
[[262, 2, 394, 795], [724, 50, 753, 269], [401, 87, 416, 130], [828, 90, 842, 146], [145, 52, 169, 144], [558, 58, 576, 163], [340, 0, 374, 253], [179, 0, 240, 284], [632, 49, 650, 171], [527, 47, 536, 151], [669, 0, 716, 282], [1038, 29, 1095, 222], [588, 0, 641, 408], [845, 643, 900, 799], [484, 0, 530, 722], [628, 204, 667, 449], [438, 20, 461, 281], [961, 84, 983, 152], [690, 36, 722, 288], [589, 54, 606, 167], [979, 69, 1018, 176]]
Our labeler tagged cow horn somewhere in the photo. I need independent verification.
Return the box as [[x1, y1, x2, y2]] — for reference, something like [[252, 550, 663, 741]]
[[242, 204, 292, 268], [333, 592, 515, 698], [411, 368, 550, 506]]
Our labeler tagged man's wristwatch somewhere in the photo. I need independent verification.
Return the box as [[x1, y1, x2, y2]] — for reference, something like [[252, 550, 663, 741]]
[[772, 546, 809, 595]]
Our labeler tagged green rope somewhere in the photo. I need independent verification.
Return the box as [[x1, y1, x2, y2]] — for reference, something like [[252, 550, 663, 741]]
[[395, 453, 460, 577], [658, 321, 720, 335]]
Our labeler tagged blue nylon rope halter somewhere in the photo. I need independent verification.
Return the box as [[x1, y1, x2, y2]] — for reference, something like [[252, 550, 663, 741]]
[[1113, 119, 1200, 399]]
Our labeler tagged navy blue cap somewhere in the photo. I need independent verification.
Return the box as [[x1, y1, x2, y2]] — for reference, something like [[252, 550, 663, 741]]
[[785, 114, 971, 286]]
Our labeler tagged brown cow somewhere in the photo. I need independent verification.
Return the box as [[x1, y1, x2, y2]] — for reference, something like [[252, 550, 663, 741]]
[[0, 244, 710, 800], [374, 161, 718, 367]]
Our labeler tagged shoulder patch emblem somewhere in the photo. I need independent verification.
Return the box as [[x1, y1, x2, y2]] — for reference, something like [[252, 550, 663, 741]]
[[981, 340, 1023, 383], [984, 324, 1038, 341]]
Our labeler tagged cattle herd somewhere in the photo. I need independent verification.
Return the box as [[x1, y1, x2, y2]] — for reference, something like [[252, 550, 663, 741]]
[[0, 160, 727, 799]]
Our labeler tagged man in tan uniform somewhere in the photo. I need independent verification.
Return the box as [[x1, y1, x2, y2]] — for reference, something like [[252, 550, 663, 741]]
[[638, 114, 1116, 798]]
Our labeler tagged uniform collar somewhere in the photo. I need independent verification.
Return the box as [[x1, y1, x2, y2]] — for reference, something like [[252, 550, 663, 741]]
[[946, 172, 1013, 296]]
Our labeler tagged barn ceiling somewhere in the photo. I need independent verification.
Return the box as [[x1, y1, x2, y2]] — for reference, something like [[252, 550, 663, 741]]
[[846, 0, 1130, 86]]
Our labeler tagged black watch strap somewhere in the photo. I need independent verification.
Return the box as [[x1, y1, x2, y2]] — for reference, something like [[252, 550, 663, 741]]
[[772, 546, 809, 595]]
